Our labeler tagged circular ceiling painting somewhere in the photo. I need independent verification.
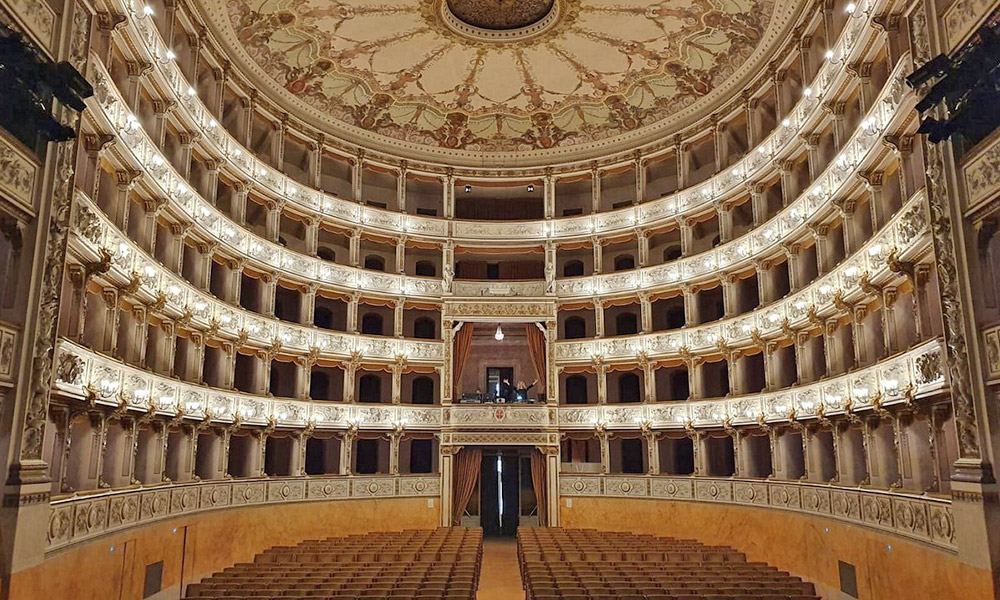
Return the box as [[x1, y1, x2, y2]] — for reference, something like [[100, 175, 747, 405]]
[[211, 0, 794, 163], [446, 0, 555, 30]]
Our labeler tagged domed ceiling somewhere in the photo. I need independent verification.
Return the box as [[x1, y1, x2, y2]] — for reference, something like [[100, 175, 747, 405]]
[[201, 0, 800, 166]]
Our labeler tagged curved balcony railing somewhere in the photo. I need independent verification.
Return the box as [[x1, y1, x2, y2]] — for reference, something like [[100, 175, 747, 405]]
[[86, 59, 443, 300], [55, 334, 943, 434], [46, 473, 441, 551], [556, 337, 945, 428], [106, 0, 890, 242], [554, 190, 929, 363], [55, 338, 444, 427], [71, 192, 444, 365], [85, 51, 914, 304], [557, 56, 913, 299], [558, 474, 956, 552]]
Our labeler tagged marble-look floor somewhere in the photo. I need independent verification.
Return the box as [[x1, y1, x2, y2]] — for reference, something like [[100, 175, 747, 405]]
[[477, 538, 525, 600]]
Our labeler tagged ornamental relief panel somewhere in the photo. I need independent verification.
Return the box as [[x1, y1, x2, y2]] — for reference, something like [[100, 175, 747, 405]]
[[1, 0, 56, 52], [561, 475, 956, 551], [0, 134, 37, 212], [962, 133, 1000, 211], [0, 324, 17, 381], [47, 475, 441, 550]]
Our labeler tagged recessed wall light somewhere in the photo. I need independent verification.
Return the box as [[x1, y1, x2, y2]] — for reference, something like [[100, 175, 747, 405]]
[[464, 185, 472, 193], [527, 184, 535, 192]]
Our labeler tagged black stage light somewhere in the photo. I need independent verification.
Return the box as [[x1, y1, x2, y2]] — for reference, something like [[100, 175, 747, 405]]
[[46, 61, 93, 112], [905, 54, 950, 89]]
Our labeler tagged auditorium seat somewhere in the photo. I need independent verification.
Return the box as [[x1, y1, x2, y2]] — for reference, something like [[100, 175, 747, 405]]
[[517, 528, 819, 600], [185, 528, 482, 600]]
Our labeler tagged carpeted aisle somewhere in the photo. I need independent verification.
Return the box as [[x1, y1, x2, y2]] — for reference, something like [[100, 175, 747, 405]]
[[477, 538, 525, 600]]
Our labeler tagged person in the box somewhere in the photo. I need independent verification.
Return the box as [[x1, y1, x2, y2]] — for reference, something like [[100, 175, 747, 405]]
[[504, 379, 538, 402]]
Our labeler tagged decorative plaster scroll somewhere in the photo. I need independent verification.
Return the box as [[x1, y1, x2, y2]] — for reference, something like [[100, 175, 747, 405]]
[[18, 1, 91, 477], [560, 474, 957, 551], [912, 11, 982, 461], [46, 475, 440, 551]]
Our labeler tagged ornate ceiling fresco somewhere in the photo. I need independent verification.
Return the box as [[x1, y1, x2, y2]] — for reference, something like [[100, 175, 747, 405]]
[[204, 0, 799, 164]]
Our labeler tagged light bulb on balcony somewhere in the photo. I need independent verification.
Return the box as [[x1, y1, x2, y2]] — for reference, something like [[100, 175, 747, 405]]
[[845, 2, 856, 13], [494, 325, 504, 341], [165, 49, 176, 61], [142, 5, 154, 16], [803, 87, 813, 97], [781, 118, 791, 127], [824, 49, 835, 60], [186, 86, 196, 97]]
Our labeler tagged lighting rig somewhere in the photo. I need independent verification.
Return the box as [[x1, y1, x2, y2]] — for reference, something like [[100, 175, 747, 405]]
[[0, 22, 93, 155], [907, 23, 1000, 149]]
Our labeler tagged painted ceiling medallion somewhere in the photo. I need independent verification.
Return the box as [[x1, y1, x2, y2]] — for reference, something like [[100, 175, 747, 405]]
[[446, 0, 555, 30], [215, 0, 786, 160]]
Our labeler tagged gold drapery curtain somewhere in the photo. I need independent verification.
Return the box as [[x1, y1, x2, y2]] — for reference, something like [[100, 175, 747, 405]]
[[452, 323, 475, 396], [452, 447, 483, 526], [530, 449, 547, 526], [525, 324, 547, 394]]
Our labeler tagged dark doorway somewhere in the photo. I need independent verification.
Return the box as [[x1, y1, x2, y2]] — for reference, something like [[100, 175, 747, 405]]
[[480, 450, 521, 537]]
